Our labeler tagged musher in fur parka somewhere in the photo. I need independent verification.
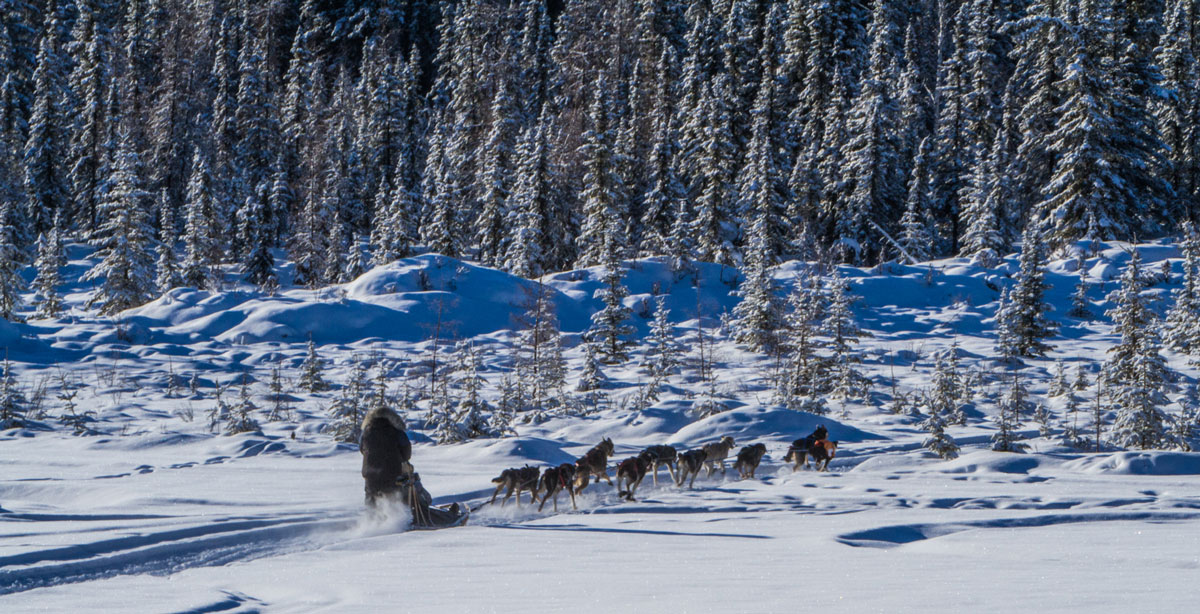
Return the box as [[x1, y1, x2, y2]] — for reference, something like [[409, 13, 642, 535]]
[[360, 405, 413, 506]]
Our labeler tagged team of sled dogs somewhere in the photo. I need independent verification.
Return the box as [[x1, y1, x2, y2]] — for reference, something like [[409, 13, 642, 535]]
[[490, 426, 840, 512]]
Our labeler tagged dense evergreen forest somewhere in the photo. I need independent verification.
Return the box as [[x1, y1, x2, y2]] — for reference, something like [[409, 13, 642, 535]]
[[1, 0, 1198, 316]]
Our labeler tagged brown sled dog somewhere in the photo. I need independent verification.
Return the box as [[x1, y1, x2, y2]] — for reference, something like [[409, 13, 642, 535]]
[[616, 456, 651, 501], [574, 437, 615, 493], [783, 425, 830, 471], [490, 465, 541, 507], [538, 463, 578, 512], [638, 444, 678, 486], [733, 443, 768, 479], [701, 436, 736, 477], [675, 448, 708, 489], [809, 440, 839, 471]]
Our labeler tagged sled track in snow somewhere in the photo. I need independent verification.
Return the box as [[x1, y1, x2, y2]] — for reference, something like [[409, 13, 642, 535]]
[[0, 513, 360, 596]]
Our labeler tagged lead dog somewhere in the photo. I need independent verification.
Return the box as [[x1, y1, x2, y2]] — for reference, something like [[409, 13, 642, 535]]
[[783, 425, 829, 471], [675, 449, 707, 489], [616, 456, 651, 501], [490, 465, 541, 506], [701, 436, 736, 477], [733, 443, 767, 479], [809, 440, 839, 471], [538, 463, 579, 512], [638, 444, 678, 486], [574, 437, 615, 493]]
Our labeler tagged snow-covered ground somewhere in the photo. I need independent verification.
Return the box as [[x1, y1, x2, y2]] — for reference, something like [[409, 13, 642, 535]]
[[5, 242, 1200, 612]]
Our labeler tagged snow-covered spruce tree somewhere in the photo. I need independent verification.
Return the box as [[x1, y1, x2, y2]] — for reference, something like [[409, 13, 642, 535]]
[[1049, 360, 1069, 397], [225, 375, 261, 435], [0, 356, 27, 429], [22, 9, 71, 236], [1165, 221, 1200, 354], [577, 341, 608, 393], [731, 211, 784, 353], [475, 74, 519, 268], [1169, 384, 1200, 451], [322, 221, 347, 285], [839, 0, 903, 260], [920, 396, 960, 460], [1155, 0, 1200, 219], [1033, 402, 1053, 438], [31, 222, 65, 319], [1105, 251, 1173, 450], [237, 185, 276, 291], [450, 341, 493, 439], [1069, 274, 1093, 319], [824, 269, 870, 403], [899, 137, 935, 263], [1059, 382, 1089, 450], [992, 372, 1029, 452], [330, 360, 369, 443], [777, 269, 827, 410], [690, 79, 737, 267], [181, 147, 221, 291], [516, 282, 566, 414], [575, 76, 625, 269], [0, 198, 25, 321], [83, 123, 155, 316], [57, 370, 95, 435], [67, 0, 114, 232], [265, 363, 291, 422], [299, 340, 328, 393], [929, 350, 965, 426], [640, 47, 684, 258], [993, 287, 1017, 360], [644, 296, 681, 379], [997, 221, 1056, 357], [154, 190, 180, 295], [585, 255, 634, 365]]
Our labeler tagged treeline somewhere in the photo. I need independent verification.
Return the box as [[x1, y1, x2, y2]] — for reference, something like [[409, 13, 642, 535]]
[[1, 0, 1199, 317]]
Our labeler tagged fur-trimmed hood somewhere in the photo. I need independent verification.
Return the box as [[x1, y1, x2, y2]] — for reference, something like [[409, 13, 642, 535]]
[[361, 405, 406, 435]]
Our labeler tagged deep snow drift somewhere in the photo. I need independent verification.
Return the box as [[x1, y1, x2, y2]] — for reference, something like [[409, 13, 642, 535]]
[[4, 242, 1200, 612]]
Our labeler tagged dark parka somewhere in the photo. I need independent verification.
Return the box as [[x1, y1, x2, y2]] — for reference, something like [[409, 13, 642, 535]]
[[360, 406, 412, 504]]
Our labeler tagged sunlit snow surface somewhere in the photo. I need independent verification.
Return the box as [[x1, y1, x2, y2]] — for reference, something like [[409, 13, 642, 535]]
[[4, 243, 1200, 612]]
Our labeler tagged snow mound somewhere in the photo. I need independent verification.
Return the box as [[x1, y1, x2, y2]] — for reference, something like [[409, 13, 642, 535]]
[[666, 405, 880, 448], [933, 451, 1044, 475], [127, 256, 593, 344], [1064, 452, 1200, 476]]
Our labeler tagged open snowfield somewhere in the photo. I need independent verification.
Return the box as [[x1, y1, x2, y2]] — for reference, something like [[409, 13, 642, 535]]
[[5, 244, 1200, 612]]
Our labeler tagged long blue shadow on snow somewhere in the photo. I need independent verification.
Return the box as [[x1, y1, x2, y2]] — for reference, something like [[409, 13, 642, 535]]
[[487, 522, 770, 540], [836, 511, 1200, 548]]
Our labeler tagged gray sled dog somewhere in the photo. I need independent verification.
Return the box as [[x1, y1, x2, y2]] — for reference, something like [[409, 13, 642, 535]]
[[675, 449, 707, 489], [574, 437, 615, 492], [701, 436, 736, 477], [490, 465, 541, 506], [733, 443, 767, 479], [638, 444, 678, 486]]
